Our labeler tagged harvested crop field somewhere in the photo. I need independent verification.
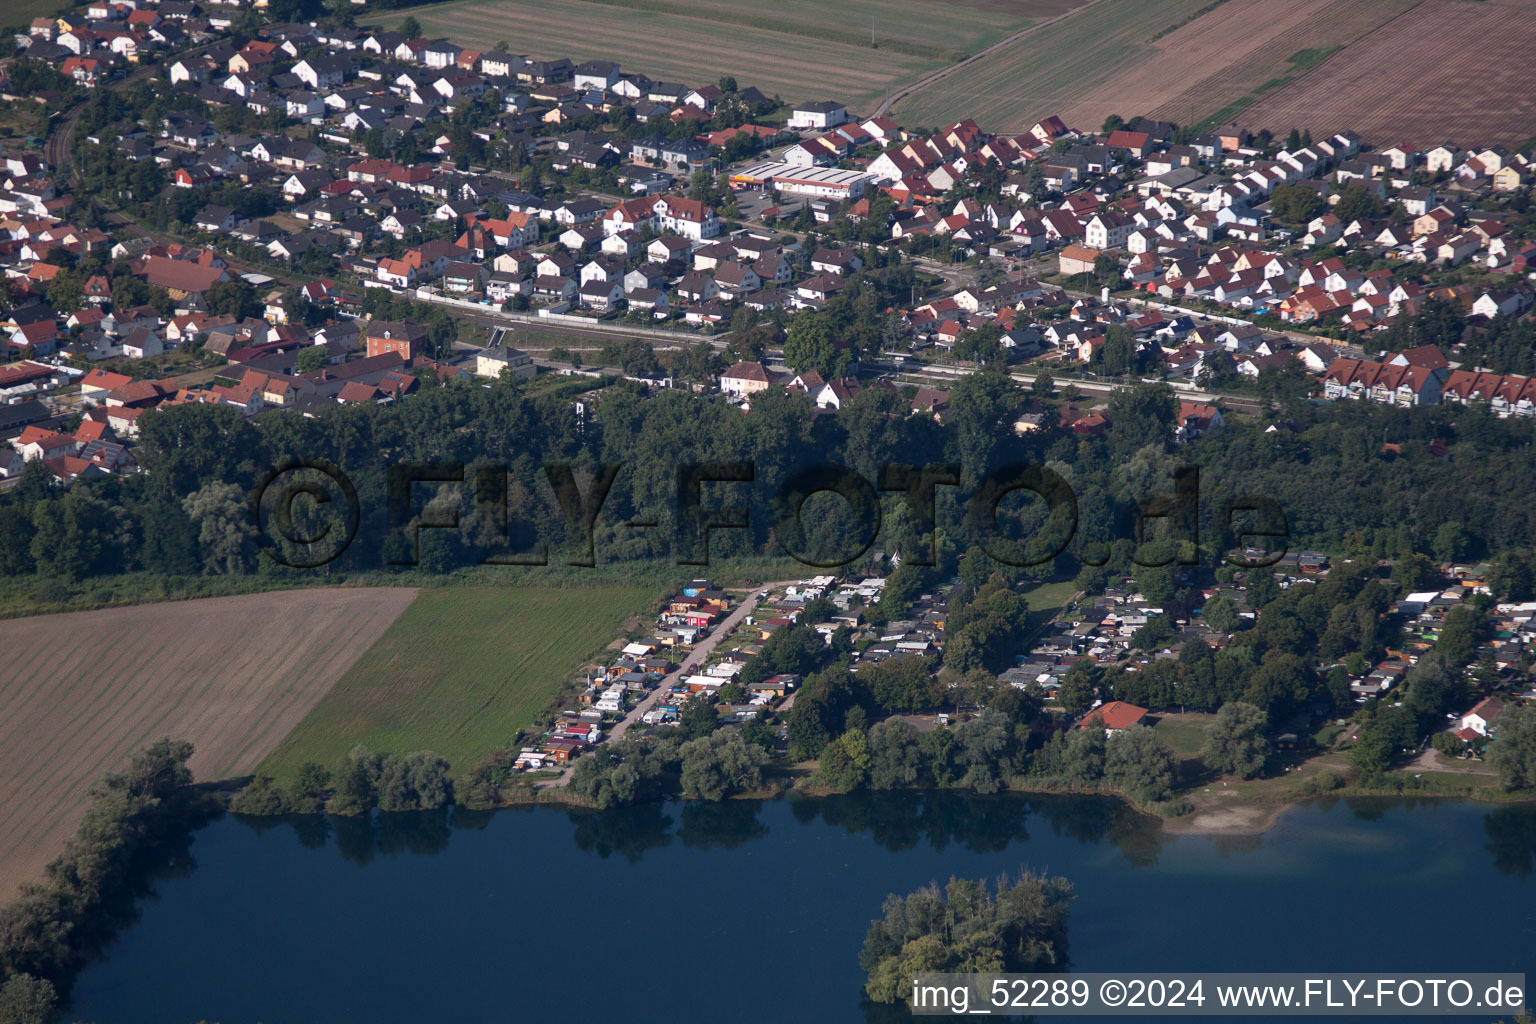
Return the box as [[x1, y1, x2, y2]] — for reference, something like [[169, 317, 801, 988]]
[[0, 588, 417, 898], [397, 0, 1085, 111], [893, 0, 1244, 130], [258, 585, 656, 783], [1235, 0, 1536, 147], [892, 0, 1452, 135], [1091, 0, 1420, 132]]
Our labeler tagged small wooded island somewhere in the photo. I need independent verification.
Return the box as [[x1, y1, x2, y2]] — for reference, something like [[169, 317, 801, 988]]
[[860, 871, 1075, 1006]]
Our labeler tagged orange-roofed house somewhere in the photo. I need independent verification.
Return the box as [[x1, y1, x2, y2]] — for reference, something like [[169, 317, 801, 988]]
[[13, 426, 78, 462], [1322, 357, 1443, 407], [1058, 244, 1100, 276], [74, 419, 110, 443], [651, 196, 719, 240], [337, 381, 381, 404], [44, 454, 101, 484], [1176, 401, 1224, 440], [719, 361, 773, 398], [1077, 701, 1147, 735]]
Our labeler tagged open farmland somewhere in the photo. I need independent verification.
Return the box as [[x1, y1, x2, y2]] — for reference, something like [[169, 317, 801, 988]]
[[0, 588, 418, 897], [395, 0, 1086, 112], [0, 0, 74, 28], [1234, 0, 1536, 147], [891, 0, 1428, 133], [893, 0, 1242, 130], [1096, 0, 1420, 131], [258, 585, 655, 782]]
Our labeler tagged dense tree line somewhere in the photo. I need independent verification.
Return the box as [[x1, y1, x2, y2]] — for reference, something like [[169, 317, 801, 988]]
[[6, 368, 1536, 590], [567, 725, 771, 809], [1031, 725, 1178, 803], [230, 747, 454, 817], [860, 871, 1074, 1005], [0, 741, 214, 1024]]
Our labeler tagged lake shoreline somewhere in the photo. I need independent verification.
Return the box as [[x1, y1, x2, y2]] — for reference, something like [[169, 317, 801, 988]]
[[69, 791, 1536, 1024], [489, 775, 1536, 837]]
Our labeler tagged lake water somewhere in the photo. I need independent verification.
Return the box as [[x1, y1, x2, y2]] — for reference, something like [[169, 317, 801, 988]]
[[69, 794, 1536, 1023]]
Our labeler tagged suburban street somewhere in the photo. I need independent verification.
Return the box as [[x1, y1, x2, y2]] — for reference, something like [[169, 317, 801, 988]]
[[546, 578, 799, 787]]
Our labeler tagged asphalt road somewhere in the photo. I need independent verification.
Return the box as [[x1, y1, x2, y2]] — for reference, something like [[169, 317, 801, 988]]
[[545, 579, 800, 787]]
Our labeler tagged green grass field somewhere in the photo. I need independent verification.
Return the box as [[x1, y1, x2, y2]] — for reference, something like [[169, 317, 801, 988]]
[[259, 585, 655, 780], [1151, 712, 1216, 758], [1020, 580, 1079, 617], [0, 0, 73, 29], [394, 0, 1079, 111], [1017, 579, 1080, 644]]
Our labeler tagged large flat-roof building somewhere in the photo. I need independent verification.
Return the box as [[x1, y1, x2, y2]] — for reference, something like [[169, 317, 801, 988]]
[[729, 161, 874, 200]]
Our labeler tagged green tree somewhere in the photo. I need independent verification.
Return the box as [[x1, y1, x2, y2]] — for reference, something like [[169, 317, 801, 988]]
[[680, 729, 766, 800], [1106, 381, 1176, 459], [1132, 540, 1180, 608], [678, 692, 720, 740], [782, 311, 852, 379], [327, 749, 375, 815], [295, 345, 330, 373], [1097, 322, 1136, 375], [819, 727, 873, 792], [1056, 663, 1097, 718], [1203, 594, 1241, 634], [182, 481, 256, 574], [867, 718, 925, 789], [1430, 730, 1463, 758], [569, 737, 671, 808], [0, 973, 57, 1024], [1489, 704, 1536, 792], [1432, 521, 1469, 564], [1103, 726, 1177, 802], [228, 775, 293, 815], [1268, 182, 1325, 224], [953, 709, 1016, 792], [1489, 551, 1534, 602], [1244, 568, 1280, 610], [1332, 183, 1386, 224], [1242, 652, 1315, 721], [29, 492, 122, 582], [1392, 552, 1440, 594], [1349, 705, 1418, 772], [867, 655, 942, 711], [205, 278, 259, 319], [376, 751, 453, 811], [1201, 701, 1269, 779]]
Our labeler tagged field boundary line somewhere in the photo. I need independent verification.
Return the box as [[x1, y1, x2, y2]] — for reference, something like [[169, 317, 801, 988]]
[[882, 0, 1112, 118]]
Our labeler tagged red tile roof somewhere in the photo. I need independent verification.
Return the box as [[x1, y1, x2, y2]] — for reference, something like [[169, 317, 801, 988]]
[[1078, 701, 1147, 731]]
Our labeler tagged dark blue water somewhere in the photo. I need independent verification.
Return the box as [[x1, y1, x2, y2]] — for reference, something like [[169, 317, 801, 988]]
[[69, 794, 1536, 1023]]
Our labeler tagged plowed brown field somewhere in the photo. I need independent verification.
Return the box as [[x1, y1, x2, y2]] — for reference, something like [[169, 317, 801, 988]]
[[1236, 0, 1536, 147], [0, 587, 417, 898]]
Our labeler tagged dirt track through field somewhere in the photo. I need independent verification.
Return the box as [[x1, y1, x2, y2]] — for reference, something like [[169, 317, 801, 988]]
[[0, 587, 417, 899]]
